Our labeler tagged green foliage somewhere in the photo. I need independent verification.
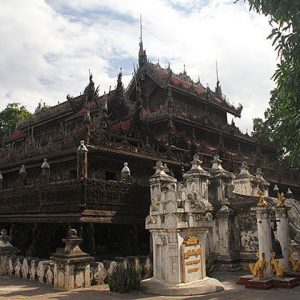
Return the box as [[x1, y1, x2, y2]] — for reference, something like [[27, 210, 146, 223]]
[[0, 103, 31, 141], [206, 255, 216, 276], [107, 263, 141, 293], [243, 1, 300, 167]]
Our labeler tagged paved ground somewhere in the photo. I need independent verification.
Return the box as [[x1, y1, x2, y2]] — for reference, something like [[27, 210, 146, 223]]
[[0, 272, 299, 300]]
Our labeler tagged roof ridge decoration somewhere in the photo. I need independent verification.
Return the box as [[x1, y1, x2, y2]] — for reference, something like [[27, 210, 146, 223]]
[[67, 73, 100, 113]]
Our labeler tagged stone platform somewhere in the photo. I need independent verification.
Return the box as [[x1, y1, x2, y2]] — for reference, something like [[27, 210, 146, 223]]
[[245, 278, 273, 289], [141, 277, 224, 296], [273, 277, 298, 288], [286, 272, 300, 283], [237, 275, 299, 289], [236, 275, 253, 285]]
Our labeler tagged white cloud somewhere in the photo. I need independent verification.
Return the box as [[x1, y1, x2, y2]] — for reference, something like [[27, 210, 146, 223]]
[[0, 0, 276, 132]]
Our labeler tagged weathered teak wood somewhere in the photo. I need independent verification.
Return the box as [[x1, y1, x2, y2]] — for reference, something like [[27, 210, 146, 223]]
[[0, 178, 150, 224]]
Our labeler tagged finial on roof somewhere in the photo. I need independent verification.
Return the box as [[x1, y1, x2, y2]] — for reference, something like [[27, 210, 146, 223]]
[[216, 60, 219, 83], [183, 64, 186, 75], [215, 60, 222, 98], [121, 162, 131, 180], [140, 14, 143, 44], [138, 14, 147, 66]]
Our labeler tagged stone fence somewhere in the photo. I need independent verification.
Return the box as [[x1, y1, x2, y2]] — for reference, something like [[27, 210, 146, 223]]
[[0, 228, 152, 290], [0, 254, 152, 287]]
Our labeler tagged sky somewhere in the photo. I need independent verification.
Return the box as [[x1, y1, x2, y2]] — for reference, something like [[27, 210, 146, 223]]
[[0, 0, 277, 132]]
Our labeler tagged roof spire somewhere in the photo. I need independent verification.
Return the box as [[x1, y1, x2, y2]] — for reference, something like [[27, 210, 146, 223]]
[[138, 14, 147, 67], [215, 60, 222, 98], [140, 14, 143, 44], [216, 60, 219, 83]]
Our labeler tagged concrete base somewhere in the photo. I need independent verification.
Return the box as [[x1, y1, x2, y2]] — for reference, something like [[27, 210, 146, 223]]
[[286, 272, 300, 283], [245, 278, 273, 290], [273, 277, 298, 288], [141, 277, 224, 296], [236, 275, 253, 285]]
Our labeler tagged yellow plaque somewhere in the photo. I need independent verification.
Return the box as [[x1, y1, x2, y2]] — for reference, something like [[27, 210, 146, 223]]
[[183, 235, 199, 246]]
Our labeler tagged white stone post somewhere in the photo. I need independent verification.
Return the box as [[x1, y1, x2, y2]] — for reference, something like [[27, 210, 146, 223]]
[[215, 205, 236, 263], [252, 207, 273, 278], [275, 206, 290, 272], [51, 229, 93, 290]]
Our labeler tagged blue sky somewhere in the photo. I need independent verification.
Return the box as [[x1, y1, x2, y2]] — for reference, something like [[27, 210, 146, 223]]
[[0, 0, 277, 132]]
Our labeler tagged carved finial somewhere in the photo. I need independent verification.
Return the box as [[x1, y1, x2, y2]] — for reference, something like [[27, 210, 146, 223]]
[[19, 165, 27, 186], [153, 161, 165, 175], [211, 154, 224, 171], [255, 168, 263, 179], [121, 162, 131, 180], [273, 184, 279, 195], [183, 64, 186, 75], [240, 161, 251, 176], [77, 140, 88, 153], [67, 228, 78, 238], [163, 163, 170, 175], [41, 158, 50, 181], [287, 188, 293, 198], [190, 154, 203, 171]]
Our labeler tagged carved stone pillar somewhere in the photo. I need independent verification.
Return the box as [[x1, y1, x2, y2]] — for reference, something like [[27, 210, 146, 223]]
[[275, 206, 290, 272]]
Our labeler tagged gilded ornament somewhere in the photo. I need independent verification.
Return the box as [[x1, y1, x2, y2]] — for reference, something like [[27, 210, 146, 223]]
[[249, 252, 268, 280], [276, 192, 286, 207], [270, 252, 285, 277], [183, 235, 199, 246], [257, 190, 268, 207], [289, 255, 300, 272]]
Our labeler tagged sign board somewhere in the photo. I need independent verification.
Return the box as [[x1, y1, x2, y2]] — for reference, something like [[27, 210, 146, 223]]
[[181, 235, 203, 283]]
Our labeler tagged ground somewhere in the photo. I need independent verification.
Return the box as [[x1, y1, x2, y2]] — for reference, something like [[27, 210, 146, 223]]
[[0, 272, 299, 300]]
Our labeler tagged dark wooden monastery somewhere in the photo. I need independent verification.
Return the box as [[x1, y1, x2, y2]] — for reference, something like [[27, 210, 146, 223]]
[[0, 37, 299, 259]]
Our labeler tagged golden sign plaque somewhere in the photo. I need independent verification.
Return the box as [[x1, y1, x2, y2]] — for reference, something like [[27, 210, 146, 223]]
[[181, 235, 204, 283]]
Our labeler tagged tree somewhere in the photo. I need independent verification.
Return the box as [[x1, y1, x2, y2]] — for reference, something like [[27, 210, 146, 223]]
[[0, 103, 32, 141], [243, 1, 300, 167]]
